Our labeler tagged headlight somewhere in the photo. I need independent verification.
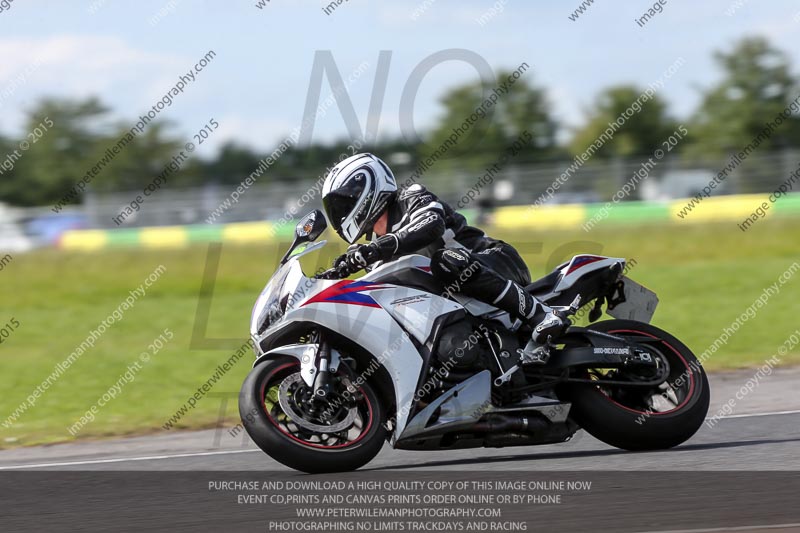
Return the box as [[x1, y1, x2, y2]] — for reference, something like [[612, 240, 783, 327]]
[[260, 294, 288, 334], [251, 265, 293, 336]]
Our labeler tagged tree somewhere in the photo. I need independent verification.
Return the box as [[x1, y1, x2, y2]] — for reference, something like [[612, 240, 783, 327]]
[[422, 70, 557, 169], [4, 97, 189, 204], [96, 121, 183, 191], [8, 98, 108, 206], [569, 85, 677, 158], [195, 142, 265, 185], [0, 133, 21, 204], [689, 37, 800, 155]]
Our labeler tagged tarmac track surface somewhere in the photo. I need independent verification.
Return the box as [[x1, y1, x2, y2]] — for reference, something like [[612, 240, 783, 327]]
[[0, 369, 798, 532]]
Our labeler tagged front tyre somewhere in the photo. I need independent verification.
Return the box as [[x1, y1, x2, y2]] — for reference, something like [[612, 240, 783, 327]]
[[239, 356, 387, 473], [564, 319, 710, 451]]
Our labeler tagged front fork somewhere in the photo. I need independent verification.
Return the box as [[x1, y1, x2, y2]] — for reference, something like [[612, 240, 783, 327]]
[[301, 332, 344, 402], [313, 340, 334, 398]]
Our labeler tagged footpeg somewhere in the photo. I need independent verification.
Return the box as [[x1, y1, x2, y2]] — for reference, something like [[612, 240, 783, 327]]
[[518, 340, 551, 365]]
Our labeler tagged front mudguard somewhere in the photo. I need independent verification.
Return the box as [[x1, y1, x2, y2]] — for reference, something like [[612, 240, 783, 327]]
[[253, 343, 340, 388], [255, 306, 424, 440]]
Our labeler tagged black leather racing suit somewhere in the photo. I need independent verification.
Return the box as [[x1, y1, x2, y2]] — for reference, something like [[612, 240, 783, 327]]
[[369, 184, 547, 323]]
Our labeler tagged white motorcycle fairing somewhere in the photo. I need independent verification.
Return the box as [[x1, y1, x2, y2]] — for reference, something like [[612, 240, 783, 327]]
[[397, 370, 570, 446], [251, 249, 466, 441], [238, 210, 710, 475], [250, 243, 647, 448]]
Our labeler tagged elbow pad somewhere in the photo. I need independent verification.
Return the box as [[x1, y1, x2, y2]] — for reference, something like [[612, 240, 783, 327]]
[[393, 211, 445, 255]]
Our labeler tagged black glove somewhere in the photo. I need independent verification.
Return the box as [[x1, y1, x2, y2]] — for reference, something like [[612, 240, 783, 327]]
[[331, 253, 350, 276], [335, 243, 381, 274]]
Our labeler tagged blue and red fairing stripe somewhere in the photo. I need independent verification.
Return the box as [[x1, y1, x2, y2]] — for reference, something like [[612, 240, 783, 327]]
[[302, 280, 388, 309], [565, 255, 606, 275]]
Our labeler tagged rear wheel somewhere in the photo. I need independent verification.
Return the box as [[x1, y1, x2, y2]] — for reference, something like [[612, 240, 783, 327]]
[[239, 355, 387, 473], [563, 319, 710, 450]]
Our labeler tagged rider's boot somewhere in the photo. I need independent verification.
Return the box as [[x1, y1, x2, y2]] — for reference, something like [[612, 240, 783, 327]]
[[519, 308, 570, 363], [491, 280, 570, 363]]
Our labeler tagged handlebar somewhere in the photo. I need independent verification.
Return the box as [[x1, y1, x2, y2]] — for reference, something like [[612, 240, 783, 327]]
[[315, 262, 352, 280]]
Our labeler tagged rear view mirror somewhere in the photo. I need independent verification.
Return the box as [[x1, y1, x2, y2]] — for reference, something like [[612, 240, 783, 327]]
[[280, 210, 327, 265], [295, 210, 326, 241]]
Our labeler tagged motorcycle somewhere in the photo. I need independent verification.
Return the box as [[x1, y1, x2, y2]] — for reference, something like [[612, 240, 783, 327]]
[[239, 210, 710, 473]]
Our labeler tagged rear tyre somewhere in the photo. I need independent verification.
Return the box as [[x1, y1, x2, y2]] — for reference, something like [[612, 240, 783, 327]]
[[563, 319, 710, 451], [239, 356, 387, 473]]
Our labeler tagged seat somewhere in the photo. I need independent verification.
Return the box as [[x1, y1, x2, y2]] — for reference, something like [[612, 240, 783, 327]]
[[524, 269, 562, 297]]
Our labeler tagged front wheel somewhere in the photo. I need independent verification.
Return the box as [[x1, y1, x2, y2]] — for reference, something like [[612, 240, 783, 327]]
[[239, 356, 387, 473], [562, 319, 710, 451]]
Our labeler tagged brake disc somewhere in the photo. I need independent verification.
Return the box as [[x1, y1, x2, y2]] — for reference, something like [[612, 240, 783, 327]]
[[278, 373, 357, 433]]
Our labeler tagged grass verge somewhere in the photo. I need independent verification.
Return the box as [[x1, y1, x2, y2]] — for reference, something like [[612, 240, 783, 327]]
[[0, 217, 797, 447]]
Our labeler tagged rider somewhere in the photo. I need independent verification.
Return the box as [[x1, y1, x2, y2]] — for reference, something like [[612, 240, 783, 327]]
[[320, 153, 569, 353]]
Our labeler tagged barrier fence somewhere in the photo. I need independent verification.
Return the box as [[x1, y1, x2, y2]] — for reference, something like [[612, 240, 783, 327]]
[[57, 192, 800, 250]]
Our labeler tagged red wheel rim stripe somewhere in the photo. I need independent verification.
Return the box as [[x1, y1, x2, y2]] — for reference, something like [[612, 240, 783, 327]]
[[597, 329, 696, 416], [259, 362, 374, 450]]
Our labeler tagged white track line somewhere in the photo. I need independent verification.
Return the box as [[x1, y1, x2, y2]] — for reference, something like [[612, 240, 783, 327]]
[[636, 523, 800, 532], [1, 409, 799, 470], [707, 409, 800, 420], [0, 448, 261, 470]]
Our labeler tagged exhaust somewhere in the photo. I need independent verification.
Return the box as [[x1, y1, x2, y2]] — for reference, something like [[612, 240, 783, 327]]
[[471, 414, 549, 434]]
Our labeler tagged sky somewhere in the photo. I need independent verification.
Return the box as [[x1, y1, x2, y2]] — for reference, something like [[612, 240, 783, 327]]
[[1, 0, 799, 159]]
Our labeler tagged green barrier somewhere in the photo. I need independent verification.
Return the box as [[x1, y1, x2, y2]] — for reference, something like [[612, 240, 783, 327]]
[[106, 228, 142, 247], [585, 201, 670, 223], [186, 225, 224, 243]]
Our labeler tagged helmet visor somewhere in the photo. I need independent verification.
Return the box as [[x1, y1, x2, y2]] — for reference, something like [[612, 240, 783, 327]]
[[322, 171, 372, 241]]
